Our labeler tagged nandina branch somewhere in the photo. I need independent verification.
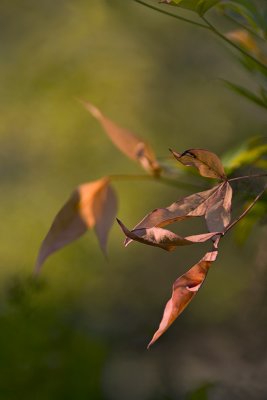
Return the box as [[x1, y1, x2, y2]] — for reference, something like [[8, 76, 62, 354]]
[[108, 174, 203, 190], [223, 187, 266, 236], [133, 0, 209, 29], [228, 173, 267, 182]]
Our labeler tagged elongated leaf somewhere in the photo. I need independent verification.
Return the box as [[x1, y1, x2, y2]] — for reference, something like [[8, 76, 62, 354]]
[[221, 136, 267, 172], [124, 185, 221, 246], [220, 1, 264, 35], [170, 148, 226, 179], [147, 249, 218, 348], [205, 181, 233, 232], [223, 81, 267, 110], [35, 177, 118, 273], [81, 100, 160, 175], [226, 30, 260, 55], [117, 219, 219, 251]]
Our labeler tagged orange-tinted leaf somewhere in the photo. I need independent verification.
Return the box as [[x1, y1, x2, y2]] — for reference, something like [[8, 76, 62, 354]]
[[117, 219, 219, 251], [205, 181, 232, 232], [125, 185, 220, 246], [226, 30, 260, 57], [170, 148, 226, 179], [81, 100, 161, 175], [147, 249, 218, 348], [35, 177, 118, 273]]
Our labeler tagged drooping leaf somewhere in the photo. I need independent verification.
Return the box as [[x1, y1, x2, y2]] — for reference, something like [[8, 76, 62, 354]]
[[81, 100, 161, 175], [147, 249, 218, 348], [35, 177, 118, 273], [117, 219, 219, 251], [223, 80, 267, 110], [124, 185, 221, 246], [170, 148, 226, 179], [205, 181, 233, 232]]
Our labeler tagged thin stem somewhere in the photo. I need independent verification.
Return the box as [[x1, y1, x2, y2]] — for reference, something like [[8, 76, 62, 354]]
[[223, 187, 266, 235], [133, 0, 209, 29], [228, 173, 267, 182], [201, 15, 267, 72], [108, 173, 203, 191]]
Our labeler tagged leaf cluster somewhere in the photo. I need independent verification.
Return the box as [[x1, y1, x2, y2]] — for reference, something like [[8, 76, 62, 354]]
[[35, 102, 267, 347]]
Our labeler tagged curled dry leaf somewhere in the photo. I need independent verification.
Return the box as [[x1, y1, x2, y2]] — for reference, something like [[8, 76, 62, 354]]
[[170, 148, 226, 180], [35, 177, 118, 273], [81, 100, 161, 176], [205, 181, 232, 232], [147, 248, 218, 348], [117, 219, 219, 251], [125, 185, 220, 246]]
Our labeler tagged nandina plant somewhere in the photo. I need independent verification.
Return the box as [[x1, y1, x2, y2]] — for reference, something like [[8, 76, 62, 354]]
[[35, 0, 267, 348]]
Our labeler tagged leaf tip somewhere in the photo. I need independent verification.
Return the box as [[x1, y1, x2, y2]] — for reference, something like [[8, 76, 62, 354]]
[[80, 99, 102, 119]]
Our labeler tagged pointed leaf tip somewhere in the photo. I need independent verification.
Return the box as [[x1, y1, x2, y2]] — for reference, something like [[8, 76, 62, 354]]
[[125, 185, 220, 246], [171, 148, 226, 179], [35, 177, 118, 273], [82, 100, 160, 175], [118, 219, 220, 251], [148, 249, 218, 347]]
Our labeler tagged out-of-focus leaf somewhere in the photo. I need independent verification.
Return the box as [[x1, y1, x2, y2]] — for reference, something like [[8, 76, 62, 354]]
[[226, 29, 260, 56], [223, 80, 267, 110], [81, 100, 161, 175], [147, 249, 218, 348], [160, 0, 220, 15], [170, 148, 226, 179], [35, 177, 118, 273], [117, 219, 219, 251], [222, 136, 267, 172], [219, 1, 264, 35], [124, 185, 221, 246], [205, 181, 232, 232]]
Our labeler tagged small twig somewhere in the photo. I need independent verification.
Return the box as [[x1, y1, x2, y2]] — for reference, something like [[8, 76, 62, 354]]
[[133, 0, 209, 29], [201, 15, 267, 72], [228, 173, 267, 182], [223, 188, 266, 236], [109, 174, 203, 191]]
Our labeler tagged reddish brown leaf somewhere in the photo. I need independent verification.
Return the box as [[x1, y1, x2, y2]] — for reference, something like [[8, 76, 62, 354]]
[[170, 148, 226, 179], [117, 219, 219, 251], [205, 181, 232, 232], [147, 249, 218, 348], [125, 185, 221, 246], [35, 177, 118, 273], [81, 100, 161, 175]]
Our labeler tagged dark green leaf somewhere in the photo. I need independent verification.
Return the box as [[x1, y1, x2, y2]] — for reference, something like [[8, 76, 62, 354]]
[[223, 80, 267, 110]]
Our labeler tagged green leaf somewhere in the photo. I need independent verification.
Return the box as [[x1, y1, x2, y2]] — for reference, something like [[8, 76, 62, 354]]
[[197, 0, 221, 15], [219, 1, 264, 35], [221, 136, 267, 172], [223, 80, 267, 110]]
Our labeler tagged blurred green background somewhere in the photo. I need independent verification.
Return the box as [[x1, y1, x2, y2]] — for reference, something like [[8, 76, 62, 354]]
[[1, 0, 267, 399]]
